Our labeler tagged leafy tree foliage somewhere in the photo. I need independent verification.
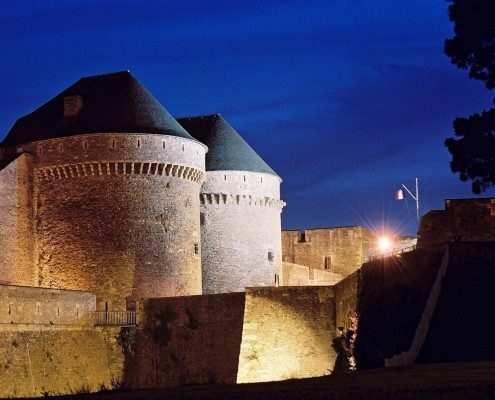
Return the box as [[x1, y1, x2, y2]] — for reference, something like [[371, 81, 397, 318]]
[[444, 0, 495, 193]]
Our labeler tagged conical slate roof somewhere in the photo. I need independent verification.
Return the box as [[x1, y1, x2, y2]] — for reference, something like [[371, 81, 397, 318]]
[[1, 71, 194, 147], [177, 114, 278, 176]]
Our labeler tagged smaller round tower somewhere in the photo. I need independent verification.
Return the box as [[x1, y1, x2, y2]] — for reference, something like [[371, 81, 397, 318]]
[[178, 115, 285, 294]]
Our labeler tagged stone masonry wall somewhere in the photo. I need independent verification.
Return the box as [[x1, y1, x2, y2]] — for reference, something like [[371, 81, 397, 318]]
[[237, 286, 336, 383], [0, 284, 95, 326], [126, 293, 245, 388], [417, 198, 495, 248], [200, 171, 284, 293], [333, 271, 359, 332], [0, 329, 123, 398], [25, 133, 206, 310], [0, 154, 36, 286], [126, 286, 338, 388], [281, 261, 343, 286], [282, 227, 372, 277]]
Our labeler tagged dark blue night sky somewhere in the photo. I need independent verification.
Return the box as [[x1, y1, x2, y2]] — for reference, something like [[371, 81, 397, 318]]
[[1, 0, 493, 235]]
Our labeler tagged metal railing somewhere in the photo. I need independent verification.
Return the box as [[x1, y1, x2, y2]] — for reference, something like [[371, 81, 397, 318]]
[[384, 246, 450, 367], [366, 244, 417, 262], [94, 311, 137, 326]]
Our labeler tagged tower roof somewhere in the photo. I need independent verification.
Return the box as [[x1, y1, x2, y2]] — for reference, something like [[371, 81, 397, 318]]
[[1, 71, 194, 147], [177, 114, 278, 176]]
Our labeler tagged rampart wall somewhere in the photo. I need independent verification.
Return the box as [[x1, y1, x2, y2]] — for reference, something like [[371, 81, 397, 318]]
[[237, 286, 336, 382], [0, 284, 123, 398], [417, 198, 495, 248], [0, 154, 36, 286], [282, 227, 372, 277], [281, 261, 343, 286], [126, 293, 245, 388], [126, 286, 337, 388], [333, 271, 359, 331], [0, 284, 95, 327], [0, 328, 122, 398], [200, 171, 284, 293], [23, 133, 206, 310]]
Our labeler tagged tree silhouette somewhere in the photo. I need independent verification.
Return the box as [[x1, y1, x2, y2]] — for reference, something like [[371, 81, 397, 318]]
[[444, 0, 495, 193]]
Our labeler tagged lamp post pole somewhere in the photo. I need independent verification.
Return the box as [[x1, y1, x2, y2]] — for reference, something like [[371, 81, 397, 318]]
[[401, 178, 419, 222]]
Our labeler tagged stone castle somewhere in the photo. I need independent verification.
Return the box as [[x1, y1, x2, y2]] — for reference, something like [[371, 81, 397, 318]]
[[1, 72, 493, 397], [0, 71, 285, 310]]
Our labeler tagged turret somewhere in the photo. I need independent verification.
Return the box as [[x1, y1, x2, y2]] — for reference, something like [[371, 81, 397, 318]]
[[178, 114, 285, 293]]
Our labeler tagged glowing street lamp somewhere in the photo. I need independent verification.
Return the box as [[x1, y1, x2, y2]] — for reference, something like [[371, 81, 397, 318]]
[[378, 236, 393, 254]]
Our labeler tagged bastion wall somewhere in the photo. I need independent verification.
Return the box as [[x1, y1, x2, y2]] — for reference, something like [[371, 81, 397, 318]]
[[0, 154, 36, 286], [417, 198, 495, 248], [0, 284, 95, 326], [0, 328, 123, 398], [126, 293, 246, 388], [126, 286, 337, 388], [236, 286, 336, 383], [282, 227, 372, 277], [280, 261, 343, 286], [0, 284, 124, 398], [24, 133, 206, 310], [200, 171, 284, 293]]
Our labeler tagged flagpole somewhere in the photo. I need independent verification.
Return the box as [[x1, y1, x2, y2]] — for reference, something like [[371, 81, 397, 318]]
[[415, 177, 419, 222], [400, 178, 420, 223]]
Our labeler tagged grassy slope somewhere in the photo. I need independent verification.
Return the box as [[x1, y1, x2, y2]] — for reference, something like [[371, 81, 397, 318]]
[[418, 246, 495, 363], [354, 247, 444, 369]]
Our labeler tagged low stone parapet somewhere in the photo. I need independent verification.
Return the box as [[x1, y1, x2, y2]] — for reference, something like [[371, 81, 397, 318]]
[[281, 262, 343, 286], [0, 284, 95, 327]]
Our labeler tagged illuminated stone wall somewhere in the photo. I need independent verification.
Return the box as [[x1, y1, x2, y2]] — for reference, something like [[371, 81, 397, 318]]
[[126, 286, 338, 388], [281, 261, 343, 286], [333, 271, 359, 331], [418, 198, 495, 248], [282, 227, 373, 277], [25, 133, 206, 310], [200, 171, 284, 293], [0, 154, 36, 286], [0, 285, 123, 398], [0, 328, 122, 398], [237, 286, 335, 382], [0, 284, 95, 326]]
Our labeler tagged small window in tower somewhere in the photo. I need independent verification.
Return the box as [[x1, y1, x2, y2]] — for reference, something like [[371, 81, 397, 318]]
[[243, 175, 246, 181], [224, 174, 227, 181], [200, 212, 205, 226], [194, 242, 199, 255], [324, 256, 332, 270], [137, 139, 141, 148], [267, 250, 274, 262], [82, 140, 88, 149]]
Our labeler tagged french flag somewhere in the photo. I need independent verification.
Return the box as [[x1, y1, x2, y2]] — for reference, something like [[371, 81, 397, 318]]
[[394, 189, 404, 200]]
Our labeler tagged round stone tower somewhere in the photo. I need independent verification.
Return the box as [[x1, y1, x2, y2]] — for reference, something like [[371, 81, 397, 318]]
[[2, 72, 206, 310], [178, 115, 285, 293]]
